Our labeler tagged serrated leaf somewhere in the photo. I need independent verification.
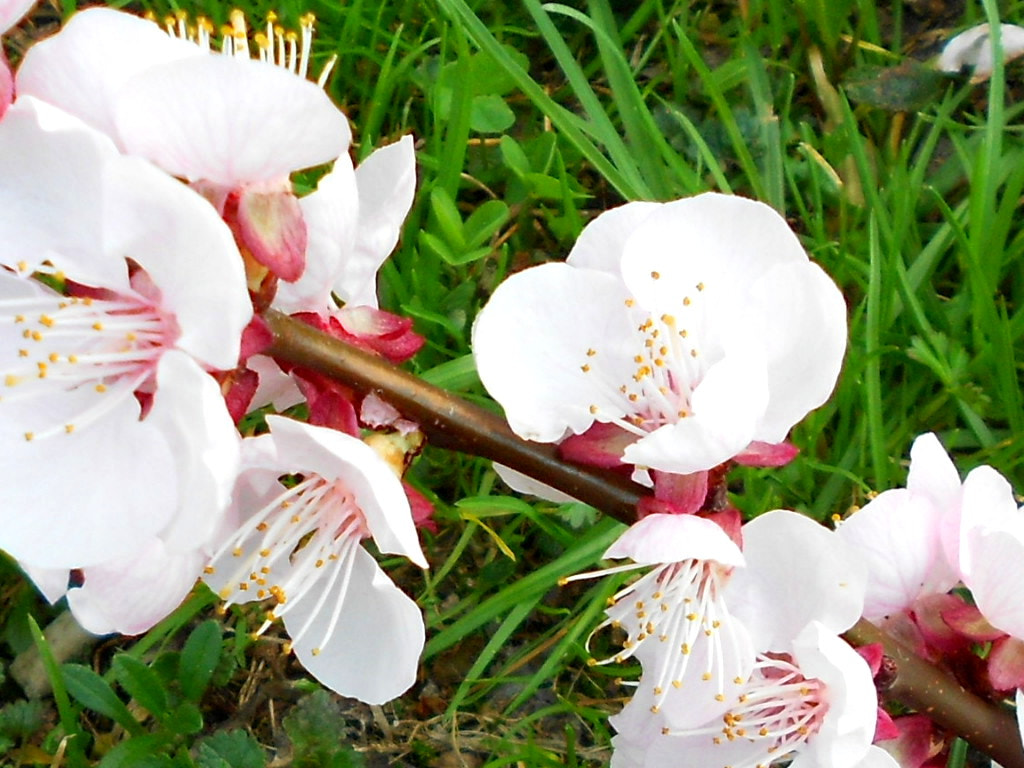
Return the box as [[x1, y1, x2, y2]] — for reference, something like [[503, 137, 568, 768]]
[[196, 730, 266, 768], [179, 620, 223, 702], [556, 502, 599, 530], [463, 200, 510, 249], [0, 699, 45, 739], [282, 690, 365, 768], [112, 655, 170, 720], [470, 94, 515, 134], [62, 664, 142, 735]]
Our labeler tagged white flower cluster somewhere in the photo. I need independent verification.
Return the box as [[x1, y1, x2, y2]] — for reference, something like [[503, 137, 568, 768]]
[[0, 5, 425, 704], [471, 199, 1024, 765]]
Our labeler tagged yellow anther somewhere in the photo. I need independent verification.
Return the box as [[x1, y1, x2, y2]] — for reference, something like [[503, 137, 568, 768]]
[[581, 364, 591, 373], [650, 271, 661, 279], [95, 383, 107, 393], [696, 282, 705, 291], [683, 296, 691, 306], [48, 353, 59, 362], [24, 432, 33, 441], [92, 322, 104, 331], [203, 566, 215, 574], [64, 424, 74, 434], [589, 405, 599, 414], [68, 355, 78, 363]]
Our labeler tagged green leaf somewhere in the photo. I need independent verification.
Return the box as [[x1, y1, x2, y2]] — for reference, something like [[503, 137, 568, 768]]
[[283, 690, 365, 768], [499, 135, 531, 176], [164, 701, 204, 735], [427, 187, 466, 249], [62, 664, 142, 736], [112, 655, 170, 721], [179, 620, 223, 702], [463, 200, 510, 250], [469, 94, 515, 134], [195, 730, 267, 768], [843, 61, 946, 112], [98, 734, 173, 768]]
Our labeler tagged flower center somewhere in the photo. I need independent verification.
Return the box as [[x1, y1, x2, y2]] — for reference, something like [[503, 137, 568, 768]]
[[156, 8, 337, 87], [670, 654, 828, 768], [582, 281, 710, 437], [1, 276, 173, 441], [207, 474, 370, 656]]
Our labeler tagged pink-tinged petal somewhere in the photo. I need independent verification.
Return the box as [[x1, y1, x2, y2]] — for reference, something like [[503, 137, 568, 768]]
[[116, 54, 350, 185], [404, 482, 438, 534], [849, 747, 902, 768], [264, 416, 426, 566], [224, 367, 259, 423], [910, 593, 979, 655], [145, 352, 239, 552], [963, 526, 1024, 639], [647, 469, 709, 516], [0, 97, 127, 287], [566, 200, 661, 275], [734, 440, 799, 466], [790, 623, 879, 768], [277, 153, 358, 314], [559, 422, 635, 468], [16, 7, 199, 140], [234, 184, 306, 282], [492, 463, 581, 504], [730, 511, 867, 650], [604, 513, 744, 566], [856, 642, 885, 676], [292, 370, 360, 436], [744, 261, 847, 443], [102, 153, 251, 370], [987, 636, 1024, 692], [624, 352, 769, 474], [239, 316, 273, 362], [20, 563, 70, 605], [0, 0, 34, 33], [906, 433, 961, 509], [0, 387, 176, 569], [835, 489, 953, 621], [0, 51, 12, 120], [343, 135, 417, 307], [956, 465, 1020, 577], [284, 547, 423, 703], [66, 537, 204, 635]]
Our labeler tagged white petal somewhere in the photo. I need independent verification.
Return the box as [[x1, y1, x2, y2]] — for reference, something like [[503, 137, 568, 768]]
[[731, 510, 867, 649], [956, 465, 1020, 578], [938, 23, 1024, 79], [66, 537, 203, 635], [102, 154, 251, 370], [604, 513, 744, 566], [145, 351, 239, 551], [791, 622, 879, 768], [247, 354, 304, 411], [566, 201, 661, 275], [20, 563, 70, 605], [962, 527, 1024, 639], [493, 463, 581, 504], [264, 416, 426, 567], [624, 352, 768, 474], [284, 546, 424, 703], [0, 97, 128, 288], [745, 261, 847, 442], [16, 7, 199, 140], [116, 55, 350, 186], [0, 389, 176, 568], [906, 432, 961, 506], [343, 135, 417, 307], [472, 262, 640, 442], [276, 153, 359, 314]]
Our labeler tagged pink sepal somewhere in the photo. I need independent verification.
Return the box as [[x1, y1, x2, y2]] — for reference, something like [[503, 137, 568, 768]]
[[699, 507, 743, 550], [874, 707, 901, 742], [292, 370, 360, 437], [404, 482, 438, 534], [224, 367, 259, 423], [230, 185, 307, 282], [856, 642, 885, 676], [333, 306, 424, 363], [734, 440, 799, 466], [941, 599, 1005, 642], [876, 714, 944, 767], [911, 593, 977, 655], [559, 422, 635, 469], [239, 315, 274, 362], [987, 636, 1024, 692]]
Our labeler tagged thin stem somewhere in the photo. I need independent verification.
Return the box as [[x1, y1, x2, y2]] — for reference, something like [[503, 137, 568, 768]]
[[264, 310, 1024, 768]]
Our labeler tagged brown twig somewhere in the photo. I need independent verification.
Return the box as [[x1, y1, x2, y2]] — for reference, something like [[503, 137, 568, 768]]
[[264, 310, 1024, 768]]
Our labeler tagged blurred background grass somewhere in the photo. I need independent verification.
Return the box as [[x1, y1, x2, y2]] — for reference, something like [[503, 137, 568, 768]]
[[1, 0, 1022, 766]]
